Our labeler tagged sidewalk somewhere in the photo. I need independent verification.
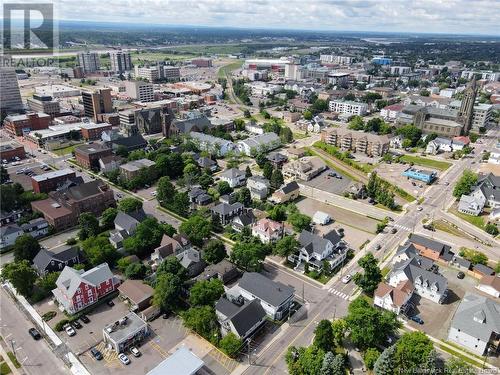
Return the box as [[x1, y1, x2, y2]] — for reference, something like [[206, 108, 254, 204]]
[[0, 344, 23, 375]]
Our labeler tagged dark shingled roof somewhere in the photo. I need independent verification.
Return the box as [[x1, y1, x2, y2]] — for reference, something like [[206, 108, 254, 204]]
[[238, 272, 294, 307]]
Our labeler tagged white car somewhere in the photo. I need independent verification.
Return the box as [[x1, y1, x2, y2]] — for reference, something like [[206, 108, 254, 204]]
[[417, 206, 423, 211], [130, 346, 141, 357], [65, 326, 76, 336], [118, 353, 130, 365], [151, 191, 157, 197], [342, 274, 352, 284]]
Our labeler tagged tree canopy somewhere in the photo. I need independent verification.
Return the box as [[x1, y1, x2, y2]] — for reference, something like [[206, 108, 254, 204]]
[[13, 234, 41, 263], [179, 215, 212, 247], [202, 239, 227, 264], [189, 278, 224, 306], [117, 197, 143, 213], [230, 240, 268, 272], [78, 212, 100, 240], [1, 260, 38, 297], [453, 170, 478, 198], [353, 253, 382, 295]]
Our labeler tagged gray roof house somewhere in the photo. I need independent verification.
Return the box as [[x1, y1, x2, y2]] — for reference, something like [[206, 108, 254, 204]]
[[211, 202, 244, 226], [33, 245, 82, 276], [0, 224, 24, 250], [289, 230, 346, 272], [458, 173, 500, 216], [246, 175, 270, 200], [215, 297, 267, 340], [195, 259, 239, 284], [388, 257, 448, 304], [448, 292, 500, 355], [109, 209, 147, 249], [237, 132, 281, 156], [197, 156, 218, 172], [229, 272, 295, 320], [231, 211, 257, 232], [219, 168, 246, 188], [176, 249, 206, 278]]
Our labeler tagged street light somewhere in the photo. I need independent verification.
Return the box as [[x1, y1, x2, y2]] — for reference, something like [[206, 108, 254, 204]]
[[10, 339, 16, 356]]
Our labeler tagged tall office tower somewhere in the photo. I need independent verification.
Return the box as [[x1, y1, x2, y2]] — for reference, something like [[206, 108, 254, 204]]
[[82, 88, 113, 122], [77, 52, 101, 73], [110, 50, 132, 73], [0, 56, 24, 114], [458, 76, 478, 135]]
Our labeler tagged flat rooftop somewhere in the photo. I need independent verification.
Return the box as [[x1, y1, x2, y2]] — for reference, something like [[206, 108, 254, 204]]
[[32, 168, 74, 182], [146, 347, 204, 375], [103, 312, 147, 343]]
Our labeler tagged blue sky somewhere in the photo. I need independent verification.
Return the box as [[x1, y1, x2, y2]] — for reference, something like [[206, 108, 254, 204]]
[[52, 0, 499, 35]]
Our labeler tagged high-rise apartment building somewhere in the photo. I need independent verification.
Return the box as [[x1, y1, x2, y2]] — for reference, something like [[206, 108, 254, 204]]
[[0, 62, 23, 113], [110, 51, 132, 73], [124, 80, 154, 102], [82, 88, 113, 122], [77, 52, 100, 73], [27, 95, 60, 117]]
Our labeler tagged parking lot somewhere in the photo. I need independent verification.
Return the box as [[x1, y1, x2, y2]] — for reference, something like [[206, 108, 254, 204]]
[[300, 168, 352, 195], [6, 161, 48, 190], [296, 197, 378, 249]]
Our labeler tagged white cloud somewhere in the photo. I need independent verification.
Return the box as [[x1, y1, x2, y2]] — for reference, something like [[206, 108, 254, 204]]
[[54, 0, 500, 35]]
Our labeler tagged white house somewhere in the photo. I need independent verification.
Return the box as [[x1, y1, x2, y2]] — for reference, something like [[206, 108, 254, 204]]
[[190, 132, 236, 157], [236, 132, 281, 156], [448, 293, 500, 355], [0, 224, 24, 249], [246, 175, 270, 200], [251, 218, 284, 243], [477, 275, 500, 298], [374, 280, 414, 314], [219, 168, 246, 188]]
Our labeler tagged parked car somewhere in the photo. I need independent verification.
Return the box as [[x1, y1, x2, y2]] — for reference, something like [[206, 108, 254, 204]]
[[375, 244, 382, 251], [457, 272, 465, 279], [342, 274, 352, 284], [80, 315, 90, 324], [107, 300, 115, 307], [118, 353, 130, 365], [28, 328, 41, 340], [90, 347, 103, 360], [390, 228, 397, 234], [417, 206, 423, 211], [130, 347, 141, 357], [72, 320, 82, 329], [65, 325, 76, 336], [162, 312, 170, 319], [410, 316, 424, 325]]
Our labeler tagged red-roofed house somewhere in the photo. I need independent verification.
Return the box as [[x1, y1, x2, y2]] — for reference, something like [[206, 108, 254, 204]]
[[251, 218, 284, 243], [380, 104, 404, 121], [374, 280, 414, 314]]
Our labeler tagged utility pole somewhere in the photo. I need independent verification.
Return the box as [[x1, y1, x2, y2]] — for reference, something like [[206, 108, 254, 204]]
[[10, 339, 15, 356], [247, 338, 251, 365]]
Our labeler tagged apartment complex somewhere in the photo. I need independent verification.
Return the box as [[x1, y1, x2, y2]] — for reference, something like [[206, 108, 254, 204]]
[[82, 88, 113, 122], [319, 55, 354, 65], [329, 100, 368, 116], [321, 128, 390, 156], [110, 50, 132, 73], [80, 122, 113, 141], [124, 80, 154, 102], [163, 66, 181, 82], [27, 95, 60, 117], [77, 52, 100, 73], [135, 66, 161, 82]]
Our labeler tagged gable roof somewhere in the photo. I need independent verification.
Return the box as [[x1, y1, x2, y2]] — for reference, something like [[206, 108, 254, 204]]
[[211, 202, 243, 216], [220, 168, 245, 180], [238, 272, 294, 307], [229, 299, 266, 337], [451, 292, 500, 342], [118, 279, 154, 306], [0, 224, 23, 237], [33, 245, 80, 273], [114, 209, 147, 233], [280, 181, 299, 194], [479, 275, 500, 292], [375, 279, 413, 308], [55, 263, 113, 298], [298, 230, 340, 255], [391, 257, 447, 293]]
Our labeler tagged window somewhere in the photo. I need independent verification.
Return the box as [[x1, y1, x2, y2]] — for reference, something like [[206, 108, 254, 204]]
[[88, 289, 93, 297]]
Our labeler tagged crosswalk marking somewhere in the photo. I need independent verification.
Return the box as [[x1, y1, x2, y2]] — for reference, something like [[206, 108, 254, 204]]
[[328, 288, 349, 300], [394, 224, 412, 231]]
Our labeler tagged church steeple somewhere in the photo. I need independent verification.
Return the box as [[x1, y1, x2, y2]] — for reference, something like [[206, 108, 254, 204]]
[[457, 76, 478, 135]]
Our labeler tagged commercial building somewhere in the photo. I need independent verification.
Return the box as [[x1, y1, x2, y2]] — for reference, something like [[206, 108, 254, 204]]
[[103, 312, 149, 352], [134, 65, 162, 82], [31, 168, 76, 193], [119, 158, 156, 180], [124, 80, 154, 102], [320, 55, 354, 65], [0, 60, 23, 112], [82, 88, 113, 122], [74, 143, 113, 170], [110, 50, 132, 73], [163, 66, 181, 81], [321, 128, 390, 157], [27, 95, 60, 117], [146, 347, 204, 375], [118, 279, 154, 312], [283, 156, 327, 181], [389, 66, 411, 75], [471, 104, 493, 130], [3, 112, 51, 136], [448, 293, 500, 355], [190, 58, 212, 67], [329, 100, 368, 116], [77, 52, 100, 73], [402, 167, 437, 184], [80, 122, 113, 141], [35, 84, 81, 98], [0, 141, 25, 161]]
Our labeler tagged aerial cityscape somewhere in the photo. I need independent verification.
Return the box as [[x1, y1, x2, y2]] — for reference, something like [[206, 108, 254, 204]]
[[0, 1, 499, 375]]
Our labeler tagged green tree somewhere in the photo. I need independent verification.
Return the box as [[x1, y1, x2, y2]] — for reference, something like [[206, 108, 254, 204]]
[[273, 236, 299, 257], [445, 358, 475, 375], [245, 166, 253, 178], [123, 217, 166, 257], [157, 256, 187, 280], [288, 212, 312, 232], [263, 163, 274, 181], [117, 257, 133, 273], [36, 271, 60, 293], [0, 166, 9, 184], [101, 207, 118, 230], [81, 234, 120, 266], [345, 297, 400, 349], [118, 197, 143, 213], [303, 110, 313, 120], [314, 320, 335, 352], [153, 273, 182, 312], [485, 223, 499, 236], [13, 234, 41, 263], [270, 168, 284, 190], [421, 349, 438, 375], [157, 176, 176, 205], [320, 352, 344, 375], [236, 187, 252, 206], [182, 305, 219, 343], [169, 192, 190, 216], [353, 253, 382, 295], [78, 212, 100, 240], [453, 170, 478, 198], [219, 333, 242, 358], [179, 215, 212, 247], [396, 125, 422, 147], [394, 332, 434, 371], [280, 127, 294, 143], [373, 345, 396, 375], [459, 247, 489, 265], [286, 345, 326, 375], [115, 145, 129, 158], [202, 240, 227, 264], [217, 181, 233, 195], [331, 319, 348, 347], [268, 204, 287, 221], [124, 263, 149, 279], [230, 241, 268, 272], [348, 116, 365, 130], [363, 348, 381, 370], [1, 260, 38, 297], [198, 173, 214, 190], [189, 278, 224, 306]]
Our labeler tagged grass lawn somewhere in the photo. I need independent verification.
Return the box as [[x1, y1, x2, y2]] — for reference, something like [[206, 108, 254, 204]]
[[52, 144, 80, 156], [432, 220, 471, 239], [381, 266, 391, 278], [449, 207, 486, 229], [307, 149, 359, 182], [6, 353, 20, 369], [400, 155, 452, 171], [217, 60, 244, 78], [292, 132, 309, 140], [0, 362, 11, 375], [437, 344, 486, 369]]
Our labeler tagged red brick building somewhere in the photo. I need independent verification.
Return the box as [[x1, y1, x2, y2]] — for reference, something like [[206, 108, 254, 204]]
[[31, 168, 76, 193], [3, 112, 51, 136], [80, 123, 113, 141], [0, 141, 26, 161], [191, 58, 212, 67], [74, 142, 113, 170]]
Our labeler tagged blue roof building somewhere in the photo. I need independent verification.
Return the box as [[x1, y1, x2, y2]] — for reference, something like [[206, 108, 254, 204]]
[[402, 167, 437, 184]]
